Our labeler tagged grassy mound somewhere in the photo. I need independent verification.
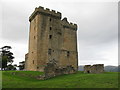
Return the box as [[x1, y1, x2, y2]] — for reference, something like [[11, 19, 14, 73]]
[[2, 71, 119, 88]]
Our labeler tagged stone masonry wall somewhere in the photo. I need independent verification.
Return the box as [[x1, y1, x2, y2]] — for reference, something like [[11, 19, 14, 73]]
[[36, 60, 76, 80], [84, 64, 104, 74], [25, 6, 78, 72]]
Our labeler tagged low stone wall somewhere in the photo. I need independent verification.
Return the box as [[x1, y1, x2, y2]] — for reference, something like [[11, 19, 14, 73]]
[[36, 61, 76, 80], [84, 64, 104, 74]]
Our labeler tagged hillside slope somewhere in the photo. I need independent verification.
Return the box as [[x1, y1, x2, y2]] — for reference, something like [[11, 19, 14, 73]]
[[2, 71, 118, 88]]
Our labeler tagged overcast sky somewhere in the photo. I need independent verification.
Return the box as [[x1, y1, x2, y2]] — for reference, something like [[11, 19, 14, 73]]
[[1, 0, 119, 66]]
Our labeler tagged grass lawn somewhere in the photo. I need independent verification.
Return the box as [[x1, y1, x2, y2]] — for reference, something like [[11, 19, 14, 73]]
[[1, 71, 119, 88]]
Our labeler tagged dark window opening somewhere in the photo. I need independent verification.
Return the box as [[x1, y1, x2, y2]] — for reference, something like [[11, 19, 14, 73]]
[[67, 51, 70, 57], [37, 67, 39, 69], [50, 27, 52, 30], [87, 70, 90, 73], [34, 36, 35, 39], [49, 35, 52, 39], [53, 50, 54, 52], [50, 18, 51, 21], [33, 60, 34, 64], [48, 49, 52, 55]]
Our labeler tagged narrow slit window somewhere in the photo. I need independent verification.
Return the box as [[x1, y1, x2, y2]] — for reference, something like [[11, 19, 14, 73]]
[[50, 18, 51, 21], [48, 49, 52, 55], [34, 26, 36, 30], [67, 51, 70, 57], [34, 36, 36, 39], [49, 35, 52, 39], [50, 27, 52, 30], [33, 60, 34, 64]]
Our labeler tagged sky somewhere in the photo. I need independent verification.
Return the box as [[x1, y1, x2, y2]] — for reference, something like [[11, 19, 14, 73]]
[[0, 0, 119, 66]]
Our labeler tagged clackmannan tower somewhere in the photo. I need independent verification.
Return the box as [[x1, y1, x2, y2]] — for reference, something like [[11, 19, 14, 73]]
[[25, 6, 78, 71]]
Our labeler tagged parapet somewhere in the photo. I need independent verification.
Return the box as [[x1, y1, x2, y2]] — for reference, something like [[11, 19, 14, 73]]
[[29, 6, 62, 22], [62, 17, 77, 31]]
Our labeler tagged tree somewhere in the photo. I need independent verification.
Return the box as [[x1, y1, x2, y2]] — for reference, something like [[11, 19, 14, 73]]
[[7, 64, 16, 70], [18, 61, 25, 70], [0, 46, 14, 70]]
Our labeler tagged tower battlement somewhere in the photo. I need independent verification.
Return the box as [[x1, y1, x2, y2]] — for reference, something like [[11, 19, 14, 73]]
[[29, 6, 61, 22], [62, 17, 77, 30]]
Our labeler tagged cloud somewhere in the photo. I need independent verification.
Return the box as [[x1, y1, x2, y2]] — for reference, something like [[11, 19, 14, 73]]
[[1, 1, 118, 66], [0, 39, 28, 65]]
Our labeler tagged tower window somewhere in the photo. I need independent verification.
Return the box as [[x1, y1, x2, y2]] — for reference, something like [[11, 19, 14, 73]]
[[34, 36, 35, 39], [48, 49, 52, 55], [50, 18, 51, 21], [67, 51, 70, 57], [49, 35, 52, 39], [50, 27, 52, 30], [33, 60, 34, 64], [34, 26, 36, 30]]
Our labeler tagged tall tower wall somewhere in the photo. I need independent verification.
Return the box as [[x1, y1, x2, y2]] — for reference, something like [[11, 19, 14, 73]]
[[25, 6, 78, 71], [26, 15, 38, 71], [59, 18, 78, 70]]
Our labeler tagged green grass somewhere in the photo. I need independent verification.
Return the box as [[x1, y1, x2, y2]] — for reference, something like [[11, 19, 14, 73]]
[[2, 71, 119, 88]]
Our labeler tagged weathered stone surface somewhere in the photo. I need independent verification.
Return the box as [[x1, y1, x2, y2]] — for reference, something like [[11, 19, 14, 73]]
[[36, 75, 46, 80], [37, 60, 76, 80], [25, 6, 78, 72], [84, 64, 104, 74]]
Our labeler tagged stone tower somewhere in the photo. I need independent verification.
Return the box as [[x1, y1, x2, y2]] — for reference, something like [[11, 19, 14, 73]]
[[25, 6, 78, 71]]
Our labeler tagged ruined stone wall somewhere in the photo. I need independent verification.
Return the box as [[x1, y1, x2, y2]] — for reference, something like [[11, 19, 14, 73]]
[[25, 6, 78, 71], [84, 65, 91, 73], [36, 60, 76, 80], [84, 64, 104, 74]]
